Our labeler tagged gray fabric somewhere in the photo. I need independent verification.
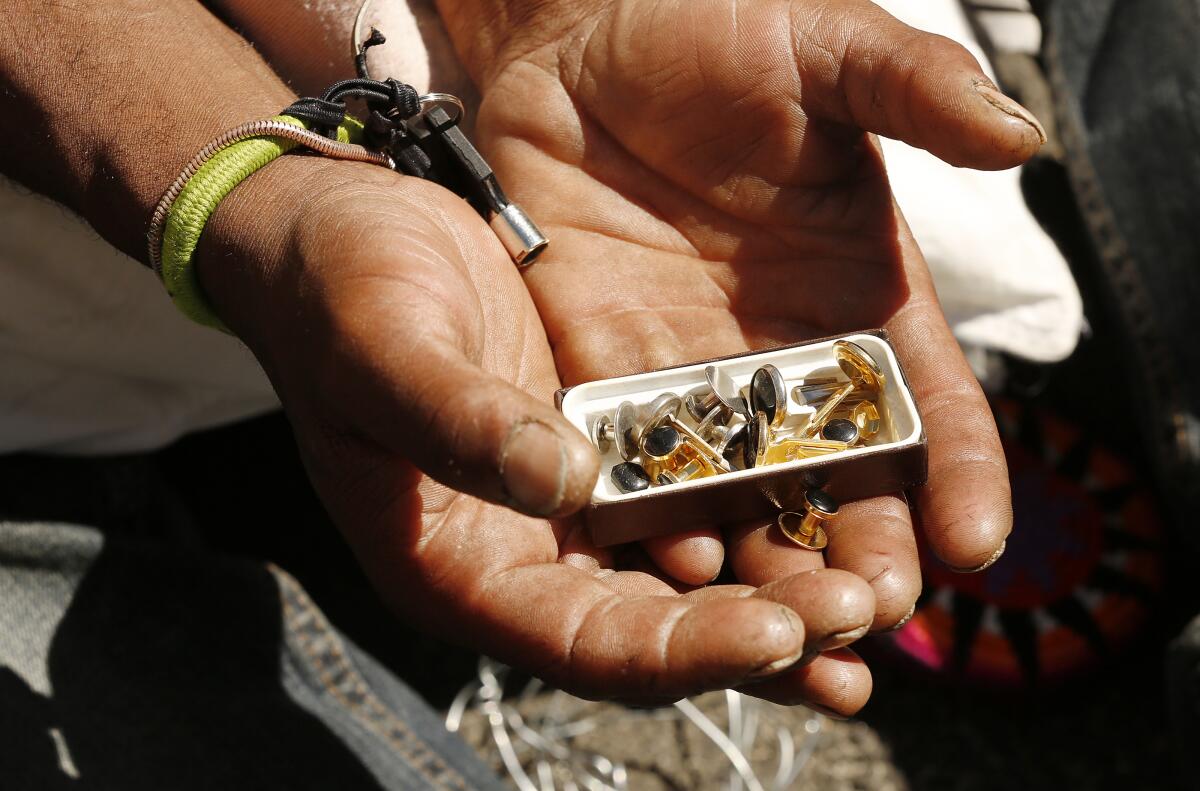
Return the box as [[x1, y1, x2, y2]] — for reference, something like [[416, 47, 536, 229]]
[[1042, 0, 1200, 537], [0, 521, 504, 790], [0, 522, 102, 697]]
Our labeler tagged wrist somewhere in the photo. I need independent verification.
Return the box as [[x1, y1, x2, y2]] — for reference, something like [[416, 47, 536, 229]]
[[192, 156, 349, 351]]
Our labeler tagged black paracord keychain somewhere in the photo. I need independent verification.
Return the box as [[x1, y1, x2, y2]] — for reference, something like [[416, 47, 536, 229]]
[[282, 23, 548, 266]]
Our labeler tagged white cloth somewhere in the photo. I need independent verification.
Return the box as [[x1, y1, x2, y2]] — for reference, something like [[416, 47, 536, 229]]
[[874, 0, 1084, 363], [0, 0, 1082, 455], [0, 177, 278, 454]]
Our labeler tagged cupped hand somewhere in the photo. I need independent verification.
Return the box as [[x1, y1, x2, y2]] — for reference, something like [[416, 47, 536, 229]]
[[435, 0, 1041, 694], [191, 155, 878, 713]]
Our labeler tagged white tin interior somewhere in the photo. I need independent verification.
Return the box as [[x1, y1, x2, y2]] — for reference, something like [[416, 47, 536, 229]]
[[560, 334, 924, 504]]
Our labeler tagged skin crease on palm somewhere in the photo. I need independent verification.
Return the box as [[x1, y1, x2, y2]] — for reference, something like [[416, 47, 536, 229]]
[[199, 0, 1042, 714]]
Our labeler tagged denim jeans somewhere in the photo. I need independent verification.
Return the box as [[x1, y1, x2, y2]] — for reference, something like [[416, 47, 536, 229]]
[[0, 518, 504, 789]]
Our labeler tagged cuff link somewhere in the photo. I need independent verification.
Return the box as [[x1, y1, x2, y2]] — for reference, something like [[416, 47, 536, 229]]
[[800, 341, 885, 439], [710, 419, 748, 466], [684, 365, 751, 422], [749, 364, 788, 430], [792, 382, 873, 409], [769, 437, 850, 464], [683, 386, 718, 423], [776, 489, 839, 550], [645, 393, 733, 473], [821, 417, 860, 445], [745, 410, 849, 468], [850, 401, 882, 440], [590, 401, 642, 461], [695, 403, 733, 443], [743, 412, 770, 469], [657, 459, 711, 485], [640, 425, 719, 484]]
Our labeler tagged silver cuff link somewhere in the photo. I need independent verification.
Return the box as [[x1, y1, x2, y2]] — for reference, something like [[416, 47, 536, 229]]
[[685, 365, 752, 422], [590, 401, 642, 461]]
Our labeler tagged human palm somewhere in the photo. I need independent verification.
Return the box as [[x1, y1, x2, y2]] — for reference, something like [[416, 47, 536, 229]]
[[458, 0, 1040, 621], [480, 1, 911, 385]]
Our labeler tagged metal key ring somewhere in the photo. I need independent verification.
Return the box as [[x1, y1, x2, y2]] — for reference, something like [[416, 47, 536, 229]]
[[418, 93, 466, 127]]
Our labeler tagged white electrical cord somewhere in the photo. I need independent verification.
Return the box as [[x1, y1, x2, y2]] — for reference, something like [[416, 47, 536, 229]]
[[446, 658, 825, 790]]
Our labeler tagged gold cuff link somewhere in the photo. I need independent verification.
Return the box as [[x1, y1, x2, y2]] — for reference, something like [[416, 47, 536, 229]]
[[640, 425, 720, 485], [850, 401, 882, 439], [776, 489, 838, 550], [645, 393, 733, 473], [742, 412, 848, 468], [821, 417, 860, 445], [800, 341, 885, 439]]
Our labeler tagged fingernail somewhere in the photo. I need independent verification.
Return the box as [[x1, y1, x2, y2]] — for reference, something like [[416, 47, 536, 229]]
[[745, 607, 806, 679], [746, 651, 805, 680], [793, 623, 870, 666], [815, 624, 870, 653], [882, 603, 917, 633], [950, 539, 1007, 574], [500, 420, 568, 516], [806, 703, 850, 721], [974, 82, 1047, 145], [791, 645, 821, 668]]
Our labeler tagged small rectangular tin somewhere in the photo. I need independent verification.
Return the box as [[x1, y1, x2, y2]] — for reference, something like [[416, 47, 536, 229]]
[[555, 330, 928, 546]]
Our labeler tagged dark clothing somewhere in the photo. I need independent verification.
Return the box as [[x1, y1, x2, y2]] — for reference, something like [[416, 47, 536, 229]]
[[0, 420, 504, 791]]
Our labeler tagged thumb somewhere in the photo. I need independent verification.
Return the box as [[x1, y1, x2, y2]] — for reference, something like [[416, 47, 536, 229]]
[[370, 342, 601, 518], [792, 0, 1046, 169], [306, 202, 600, 518], [217, 167, 601, 519]]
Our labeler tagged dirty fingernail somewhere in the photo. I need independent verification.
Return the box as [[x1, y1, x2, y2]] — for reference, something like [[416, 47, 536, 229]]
[[950, 539, 1007, 574], [746, 651, 804, 680], [815, 624, 870, 653], [745, 607, 806, 679], [500, 421, 567, 516], [806, 703, 850, 721], [974, 82, 1047, 144], [882, 603, 917, 633]]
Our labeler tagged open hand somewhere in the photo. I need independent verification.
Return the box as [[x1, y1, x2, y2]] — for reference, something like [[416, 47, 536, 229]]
[[433, 0, 1042, 701]]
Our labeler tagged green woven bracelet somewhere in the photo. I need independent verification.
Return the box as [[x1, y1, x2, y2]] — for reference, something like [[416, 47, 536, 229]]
[[151, 114, 380, 331]]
